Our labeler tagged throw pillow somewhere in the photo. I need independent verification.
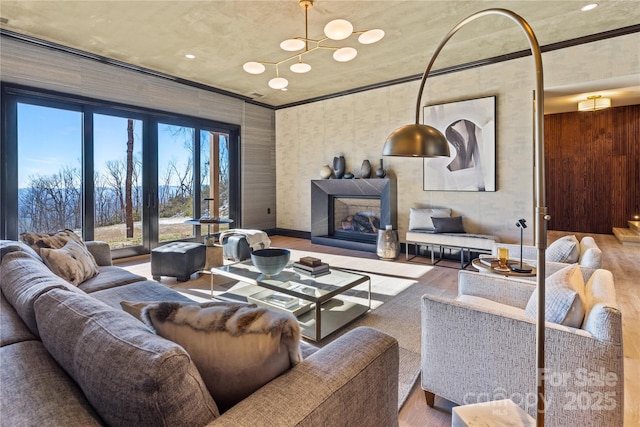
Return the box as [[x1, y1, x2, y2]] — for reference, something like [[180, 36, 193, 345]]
[[431, 216, 465, 233], [546, 235, 580, 263], [20, 229, 85, 255], [524, 264, 586, 327], [121, 300, 302, 413], [408, 207, 451, 231], [40, 240, 100, 285]]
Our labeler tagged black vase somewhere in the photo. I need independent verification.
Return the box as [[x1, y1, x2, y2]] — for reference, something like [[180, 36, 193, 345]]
[[376, 158, 387, 178], [360, 160, 372, 179], [333, 156, 345, 179]]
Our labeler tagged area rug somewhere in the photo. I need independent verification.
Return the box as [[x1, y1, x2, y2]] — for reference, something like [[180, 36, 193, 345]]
[[170, 260, 431, 410]]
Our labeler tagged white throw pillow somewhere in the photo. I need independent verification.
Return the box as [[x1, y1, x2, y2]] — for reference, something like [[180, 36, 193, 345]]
[[525, 264, 585, 327], [546, 235, 580, 263], [409, 207, 451, 231], [579, 236, 602, 269], [121, 300, 302, 413], [40, 240, 100, 285]]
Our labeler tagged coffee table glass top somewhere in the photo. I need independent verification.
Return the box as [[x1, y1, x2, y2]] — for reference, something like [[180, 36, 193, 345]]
[[211, 259, 371, 341], [213, 260, 369, 303]]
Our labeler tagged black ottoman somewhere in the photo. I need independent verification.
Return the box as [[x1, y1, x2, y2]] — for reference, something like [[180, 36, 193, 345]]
[[151, 242, 206, 282]]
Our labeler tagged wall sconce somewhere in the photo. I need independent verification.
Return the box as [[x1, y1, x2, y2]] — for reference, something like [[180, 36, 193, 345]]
[[578, 95, 612, 111]]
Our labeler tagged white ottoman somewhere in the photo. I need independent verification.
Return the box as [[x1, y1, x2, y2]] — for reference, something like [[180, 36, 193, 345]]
[[452, 399, 535, 427]]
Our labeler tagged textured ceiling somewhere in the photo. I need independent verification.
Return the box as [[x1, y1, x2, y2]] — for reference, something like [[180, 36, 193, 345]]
[[1, 0, 639, 111]]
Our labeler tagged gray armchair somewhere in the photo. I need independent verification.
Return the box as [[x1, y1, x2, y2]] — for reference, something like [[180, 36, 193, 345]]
[[421, 269, 623, 426]]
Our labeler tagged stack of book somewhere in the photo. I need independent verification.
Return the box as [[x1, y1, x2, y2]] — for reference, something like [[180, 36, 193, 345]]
[[478, 255, 501, 269], [292, 256, 331, 278]]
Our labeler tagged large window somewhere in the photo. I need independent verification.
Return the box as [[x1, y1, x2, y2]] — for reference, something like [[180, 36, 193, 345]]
[[17, 103, 83, 234], [1, 84, 241, 257]]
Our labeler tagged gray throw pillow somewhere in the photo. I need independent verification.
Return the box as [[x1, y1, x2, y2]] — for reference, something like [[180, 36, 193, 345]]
[[525, 264, 586, 327], [546, 235, 580, 263], [431, 216, 465, 233], [408, 207, 451, 231]]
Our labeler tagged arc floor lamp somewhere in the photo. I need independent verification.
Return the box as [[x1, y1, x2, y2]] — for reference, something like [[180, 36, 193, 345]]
[[382, 9, 549, 426]]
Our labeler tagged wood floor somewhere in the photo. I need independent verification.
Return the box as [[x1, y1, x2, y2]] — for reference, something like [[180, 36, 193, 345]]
[[117, 231, 639, 426], [265, 233, 640, 426]]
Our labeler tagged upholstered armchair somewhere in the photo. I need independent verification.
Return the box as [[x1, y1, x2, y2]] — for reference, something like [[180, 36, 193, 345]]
[[421, 268, 623, 426]]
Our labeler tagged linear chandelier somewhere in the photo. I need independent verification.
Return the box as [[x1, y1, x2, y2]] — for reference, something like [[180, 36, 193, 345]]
[[242, 0, 384, 90]]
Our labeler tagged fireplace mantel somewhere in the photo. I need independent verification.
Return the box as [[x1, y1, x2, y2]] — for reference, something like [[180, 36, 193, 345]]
[[311, 179, 397, 252]]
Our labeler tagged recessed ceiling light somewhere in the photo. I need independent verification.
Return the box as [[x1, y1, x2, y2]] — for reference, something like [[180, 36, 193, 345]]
[[185, 54, 195, 59], [581, 3, 598, 11]]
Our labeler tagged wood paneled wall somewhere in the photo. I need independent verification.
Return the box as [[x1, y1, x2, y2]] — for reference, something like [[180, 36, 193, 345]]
[[544, 105, 640, 234]]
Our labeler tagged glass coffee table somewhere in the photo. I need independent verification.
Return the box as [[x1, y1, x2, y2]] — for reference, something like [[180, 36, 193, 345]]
[[210, 260, 371, 342]]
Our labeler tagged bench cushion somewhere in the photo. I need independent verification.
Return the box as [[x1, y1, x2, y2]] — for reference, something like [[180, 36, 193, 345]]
[[406, 231, 500, 251]]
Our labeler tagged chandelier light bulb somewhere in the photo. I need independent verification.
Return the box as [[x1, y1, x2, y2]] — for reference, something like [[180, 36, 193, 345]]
[[243, 61, 265, 74], [290, 62, 312, 73], [268, 77, 289, 90], [333, 47, 357, 62], [324, 19, 354, 40], [280, 39, 305, 52], [358, 29, 385, 44]]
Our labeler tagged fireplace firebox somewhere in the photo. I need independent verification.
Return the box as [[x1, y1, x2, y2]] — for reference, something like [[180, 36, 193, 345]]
[[311, 179, 397, 252]]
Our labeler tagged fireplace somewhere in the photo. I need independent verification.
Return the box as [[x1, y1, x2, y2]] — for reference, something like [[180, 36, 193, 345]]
[[311, 179, 397, 252], [331, 197, 381, 243]]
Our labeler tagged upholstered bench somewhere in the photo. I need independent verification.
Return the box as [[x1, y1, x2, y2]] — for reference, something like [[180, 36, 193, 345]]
[[151, 242, 205, 282], [405, 207, 501, 269]]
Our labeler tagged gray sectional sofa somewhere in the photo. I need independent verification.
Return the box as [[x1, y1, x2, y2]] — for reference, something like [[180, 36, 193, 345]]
[[0, 239, 400, 426]]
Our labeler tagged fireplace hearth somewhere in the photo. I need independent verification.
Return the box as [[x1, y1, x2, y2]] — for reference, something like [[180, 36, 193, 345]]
[[311, 179, 397, 252]]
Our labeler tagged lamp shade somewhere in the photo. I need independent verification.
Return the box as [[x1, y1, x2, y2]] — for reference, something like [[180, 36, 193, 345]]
[[578, 96, 611, 111], [280, 39, 306, 52], [383, 124, 450, 157], [290, 62, 311, 73], [324, 19, 354, 40], [243, 62, 265, 74], [333, 47, 357, 62], [268, 77, 289, 89], [358, 29, 385, 44]]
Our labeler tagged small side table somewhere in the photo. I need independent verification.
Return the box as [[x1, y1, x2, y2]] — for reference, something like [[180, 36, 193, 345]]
[[452, 399, 535, 426], [471, 258, 536, 278]]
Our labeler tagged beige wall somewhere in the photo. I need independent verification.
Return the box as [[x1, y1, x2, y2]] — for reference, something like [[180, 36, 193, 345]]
[[0, 37, 277, 230], [276, 33, 639, 244]]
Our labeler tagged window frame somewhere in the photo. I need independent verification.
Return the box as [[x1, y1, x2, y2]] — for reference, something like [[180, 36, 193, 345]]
[[1, 83, 241, 257]]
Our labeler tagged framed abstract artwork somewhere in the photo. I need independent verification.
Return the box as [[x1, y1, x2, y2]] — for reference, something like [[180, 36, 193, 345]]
[[423, 96, 496, 191]]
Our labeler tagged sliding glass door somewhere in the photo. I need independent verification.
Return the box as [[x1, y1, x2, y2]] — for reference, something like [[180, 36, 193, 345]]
[[2, 84, 241, 258], [157, 123, 196, 242], [93, 113, 144, 249], [199, 129, 232, 235]]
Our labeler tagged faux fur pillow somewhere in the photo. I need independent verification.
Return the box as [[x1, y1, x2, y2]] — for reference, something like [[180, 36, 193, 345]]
[[40, 240, 100, 285], [121, 300, 302, 413], [20, 229, 86, 255]]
